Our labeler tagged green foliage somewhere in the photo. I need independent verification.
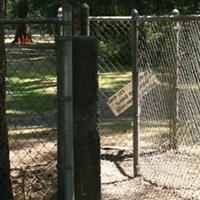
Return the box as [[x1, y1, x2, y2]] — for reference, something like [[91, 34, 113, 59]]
[[6, 0, 62, 17], [5, 0, 200, 18], [133, 0, 200, 15]]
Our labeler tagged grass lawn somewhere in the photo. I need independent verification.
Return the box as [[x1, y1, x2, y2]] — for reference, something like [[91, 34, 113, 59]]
[[6, 48, 57, 117], [6, 44, 132, 118], [6, 44, 199, 148], [99, 72, 131, 90]]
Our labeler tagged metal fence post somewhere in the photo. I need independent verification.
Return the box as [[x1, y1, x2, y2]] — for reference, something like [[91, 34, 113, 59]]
[[80, 3, 89, 36], [57, 3, 74, 200], [170, 9, 180, 149], [132, 9, 140, 177]]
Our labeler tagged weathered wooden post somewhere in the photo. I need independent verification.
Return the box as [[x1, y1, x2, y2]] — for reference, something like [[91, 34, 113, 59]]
[[73, 5, 100, 200], [57, 3, 100, 199], [80, 3, 89, 36], [73, 37, 100, 200]]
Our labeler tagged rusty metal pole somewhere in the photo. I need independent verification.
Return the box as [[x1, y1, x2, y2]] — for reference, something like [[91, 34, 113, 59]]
[[170, 9, 180, 150], [132, 9, 140, 177]]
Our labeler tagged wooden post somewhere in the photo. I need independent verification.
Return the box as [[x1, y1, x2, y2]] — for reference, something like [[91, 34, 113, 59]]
[[73, 37, 100, 200], [80, 3, 89, 36]]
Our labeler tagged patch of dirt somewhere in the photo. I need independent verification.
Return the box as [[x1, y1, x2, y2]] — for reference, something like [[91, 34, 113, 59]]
[[101, 156, 200, 200], [8, 120, 200, 200]]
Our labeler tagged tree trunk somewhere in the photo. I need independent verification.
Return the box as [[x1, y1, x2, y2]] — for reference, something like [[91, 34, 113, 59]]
[[12, 0, 31, 44], [0, 0, 14, 199]]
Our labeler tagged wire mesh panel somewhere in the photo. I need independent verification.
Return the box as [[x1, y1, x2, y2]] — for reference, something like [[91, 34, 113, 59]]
[[90, 17, 134, 187], [5, 22, 57, 199], [137, 17, 200, 199], [91, 14, 200, 199]]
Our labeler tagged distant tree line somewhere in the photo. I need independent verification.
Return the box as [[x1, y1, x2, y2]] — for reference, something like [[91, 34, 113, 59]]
[[5, 0, 200, 18], [4, 0, 200, 43]]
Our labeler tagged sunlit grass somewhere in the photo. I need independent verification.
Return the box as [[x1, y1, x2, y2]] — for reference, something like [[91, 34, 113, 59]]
[[6, 52, 199, 119], [99, 72, 131, 89], [7, 77, 56, 95], [6, 48, 56, 117]]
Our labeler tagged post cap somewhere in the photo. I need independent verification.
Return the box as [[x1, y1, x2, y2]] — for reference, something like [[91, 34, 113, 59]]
[[81, 3, 89, 9], [57, 7, 63, 18], [172, 9, 179, 15], [132, 9, 139, 17]]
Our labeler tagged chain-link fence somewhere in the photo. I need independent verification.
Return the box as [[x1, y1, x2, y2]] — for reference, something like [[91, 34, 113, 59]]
[[138, 16, 200, 199], [5, 20, 58, 199], [2, 9, 200, 200], [90, 17, 134, 193], [90, 14, 200, 199]]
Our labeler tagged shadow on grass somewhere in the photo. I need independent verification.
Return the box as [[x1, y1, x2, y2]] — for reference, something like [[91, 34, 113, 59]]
[[7, 64, 56, 80], [9, 127, 56, 151], [7, 93, 56, 117], [7, 79, 56, 94]]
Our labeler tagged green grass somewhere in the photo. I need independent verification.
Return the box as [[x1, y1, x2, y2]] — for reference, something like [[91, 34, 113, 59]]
[[6, 47, 132, 117], [6, 52, 56, 117], [99, 72, 131, 89], [6, 46, 199, 119], [5, 50, 181, 148]]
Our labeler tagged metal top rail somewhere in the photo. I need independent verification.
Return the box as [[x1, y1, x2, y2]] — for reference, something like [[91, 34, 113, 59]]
[[89, 14, 200, 22], [1, 14, 200, 24], [89, 16, 131, 21], [0, 17, 71, 25], [139, 14, 200, 22]]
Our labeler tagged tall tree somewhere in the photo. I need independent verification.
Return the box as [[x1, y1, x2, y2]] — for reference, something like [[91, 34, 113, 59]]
[[0, 0, 14, 199], [11, 0, 31, 44]]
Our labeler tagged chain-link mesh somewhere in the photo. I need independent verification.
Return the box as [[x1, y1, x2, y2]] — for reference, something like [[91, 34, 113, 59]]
[[5, 22, 57, 199], [138, 18, 200, 199], [5, 14, 200, 200], [90, 17, 134, 188], [91, 16, 200, 199]]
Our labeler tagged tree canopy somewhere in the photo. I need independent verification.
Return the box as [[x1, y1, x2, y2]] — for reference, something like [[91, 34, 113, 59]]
[[5, 0, 200, 18]]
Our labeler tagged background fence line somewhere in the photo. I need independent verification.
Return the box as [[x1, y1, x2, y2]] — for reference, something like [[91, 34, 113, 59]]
[[90, 11, 200, 199]]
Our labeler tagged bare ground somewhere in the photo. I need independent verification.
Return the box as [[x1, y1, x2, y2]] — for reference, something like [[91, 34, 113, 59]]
[[7, 113, 200, 200], [9, 136, 200, 200], [101, 154, 200, 200]]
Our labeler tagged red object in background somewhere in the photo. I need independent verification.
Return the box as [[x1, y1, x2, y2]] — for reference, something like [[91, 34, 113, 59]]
[[19, 33, 32, 44]]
